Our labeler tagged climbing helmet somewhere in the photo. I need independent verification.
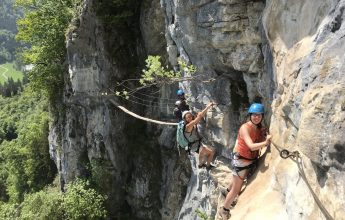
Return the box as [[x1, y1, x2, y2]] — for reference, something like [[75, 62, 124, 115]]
[[182, 111, 192, 120], [177, 89, 185, 96], [248, 103, 265, 114]]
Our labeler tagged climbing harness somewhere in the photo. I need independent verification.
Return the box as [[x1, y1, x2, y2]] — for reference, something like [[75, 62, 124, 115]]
[[231, 152, 259, 181], [233, 161, 258, 181], [271, 140, 334, 220]]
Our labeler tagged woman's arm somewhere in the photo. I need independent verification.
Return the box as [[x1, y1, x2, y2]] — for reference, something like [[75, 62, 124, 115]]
[[186, 102, 214, 130], [240, 125, 272, 151]]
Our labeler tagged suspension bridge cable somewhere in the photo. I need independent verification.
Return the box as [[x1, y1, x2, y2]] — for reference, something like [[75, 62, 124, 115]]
[[125, 93, 176, 105], [117, 95, 175, 109], [110, 86, 178, 102], [100, 90, 177, 107]]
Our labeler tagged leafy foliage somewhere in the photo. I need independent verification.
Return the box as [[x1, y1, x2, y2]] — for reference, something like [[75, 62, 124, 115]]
[[0, 87, 107, 218], [63, 179, 108, 219], [0, 88, 56, 203], [195, 209, 212, 220], [15, 0, 81, 100], [0, 62, 24, 84], [0, 62, 27, 97], [0, 201, 17, 220], [140, 56, 196, 85], [19, 187, 64, 219], [115, 55, 196, 98], [0, 77, 27, 97], [0, 179, 107, 219]]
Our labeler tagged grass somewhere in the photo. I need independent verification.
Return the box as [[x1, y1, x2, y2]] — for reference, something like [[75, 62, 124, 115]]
[[0, 62, 24, 84]]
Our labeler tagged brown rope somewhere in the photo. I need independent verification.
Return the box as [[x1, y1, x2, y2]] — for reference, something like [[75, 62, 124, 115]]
[[109, 99, 178, 126]]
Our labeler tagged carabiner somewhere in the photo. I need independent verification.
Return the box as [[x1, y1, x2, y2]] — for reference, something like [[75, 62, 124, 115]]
[[280, 149, 290, 159]]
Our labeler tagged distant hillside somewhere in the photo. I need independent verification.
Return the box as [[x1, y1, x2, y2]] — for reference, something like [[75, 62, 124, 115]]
[[0, 62, 27, 97], [0, 0, 21, 63], [0, 62, 23, 84]]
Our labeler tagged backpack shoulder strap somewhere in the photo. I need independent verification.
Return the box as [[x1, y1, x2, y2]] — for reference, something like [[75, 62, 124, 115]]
[[182, 123, 191, 143], [194, 124, 201, 140]]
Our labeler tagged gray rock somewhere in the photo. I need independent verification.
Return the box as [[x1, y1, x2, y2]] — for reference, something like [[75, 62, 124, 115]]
[[50, 0, 345, 219]]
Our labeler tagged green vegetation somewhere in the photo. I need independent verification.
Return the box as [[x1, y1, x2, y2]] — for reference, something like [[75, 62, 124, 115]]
[[195, 209, 213, 220], [0, 89, 108, 218], [0, 0, 163, 218], [140, 56, 196, 85], [0, 30, 17, 63], [0, 62, 24, 84], [0, 179, 107, 219], [0, 0, 111, 218], [15, 0, 82, 100], [0, 62, 28, 97], [63, 179, 107, 219], [0, 88, 56, 202], [115, 55, 196, 98]]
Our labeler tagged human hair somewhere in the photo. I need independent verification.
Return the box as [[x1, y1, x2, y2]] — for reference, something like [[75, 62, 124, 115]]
[[182, 111, 193, 121], [247, 113, 265, 128]]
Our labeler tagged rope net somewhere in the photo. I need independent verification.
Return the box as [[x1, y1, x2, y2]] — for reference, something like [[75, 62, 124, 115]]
[[109, 99, 178, 126]]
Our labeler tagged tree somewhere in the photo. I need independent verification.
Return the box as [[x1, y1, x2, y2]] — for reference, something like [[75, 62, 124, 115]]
[[0, 89, 56, 203], [0, 77, 23, 97], [63, 179, 107, 219], [15, 0, 81, 100], [114, 55, 197, 98], [1, 179, 107, 219]]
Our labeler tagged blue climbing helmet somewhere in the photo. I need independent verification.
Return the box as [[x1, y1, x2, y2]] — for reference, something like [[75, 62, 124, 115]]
[[248, 103, 265, 114], [177, 89, 184, 96]]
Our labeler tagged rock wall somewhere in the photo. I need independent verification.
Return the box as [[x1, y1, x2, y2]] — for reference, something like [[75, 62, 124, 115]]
[[160, 0, 345, 219], [161, 0, 273, 154], [49, 0, 345, 219], [160, 0, 274, 219], [262, 0, 345, 219]]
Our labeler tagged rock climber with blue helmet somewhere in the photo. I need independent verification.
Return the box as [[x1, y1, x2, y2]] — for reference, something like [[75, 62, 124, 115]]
[[220, 103, 272, 220], [174, 89, 190, 121]]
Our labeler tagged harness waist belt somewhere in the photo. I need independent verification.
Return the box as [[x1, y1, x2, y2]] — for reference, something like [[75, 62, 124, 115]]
[[233, 152, 257, 161]]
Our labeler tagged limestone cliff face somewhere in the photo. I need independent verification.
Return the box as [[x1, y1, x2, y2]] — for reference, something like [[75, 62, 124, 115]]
[[160, 0, 274, 219], [49, 0, 189, 219], [162, 0, 273, 153], [261, 0, 345, 219], [49, 0, 344, 219], [160, 0, 345, 219]]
